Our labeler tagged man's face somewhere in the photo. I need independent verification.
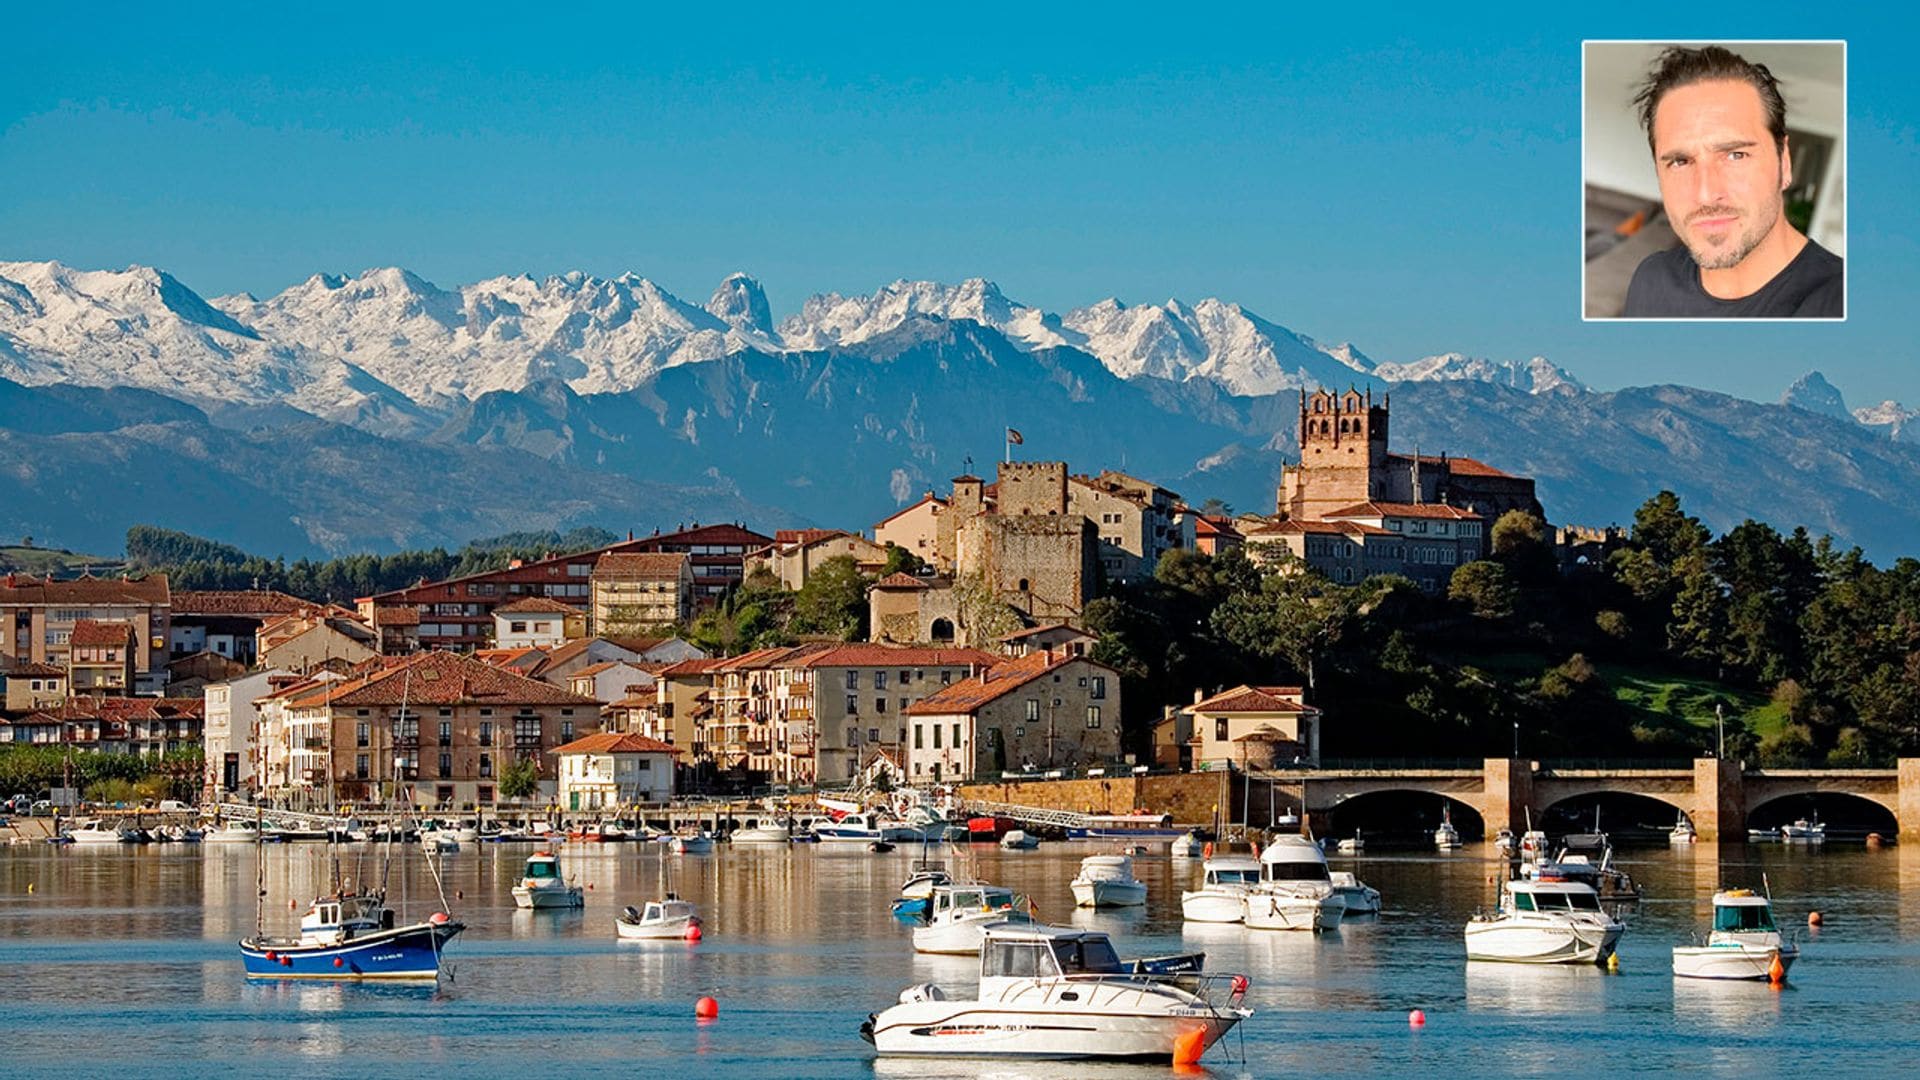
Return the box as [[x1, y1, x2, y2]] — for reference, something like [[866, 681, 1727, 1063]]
[[1651, 78, 1791, 271]]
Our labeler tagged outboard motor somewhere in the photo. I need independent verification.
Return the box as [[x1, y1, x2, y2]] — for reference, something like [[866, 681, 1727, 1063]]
[[897, 983, 945, 1004], [624, 906, 642, 922]]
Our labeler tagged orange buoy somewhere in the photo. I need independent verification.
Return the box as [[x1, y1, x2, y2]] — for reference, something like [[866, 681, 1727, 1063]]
[[264, 951, 277, 962], [1768, 954, 1786, 985], [1202, 842, 1214, 859], [685, 923, 703, 942], [1172, 1027, 1207, 1065], [1409, 1009, 1426, 1028], [695, 996, 719, 1019], [1808, 911, 1824, 927], [289, 899, 298, 910]]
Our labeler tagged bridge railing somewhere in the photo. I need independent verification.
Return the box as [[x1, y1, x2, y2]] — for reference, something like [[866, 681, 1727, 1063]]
[[1539, 758, 1696, 772], [1307, 758, 1486, 772]]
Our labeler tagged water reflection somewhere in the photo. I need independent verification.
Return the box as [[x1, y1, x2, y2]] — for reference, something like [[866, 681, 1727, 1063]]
[[1670, 975, 1785, 1029], [1464, 961, 1614, 1015]]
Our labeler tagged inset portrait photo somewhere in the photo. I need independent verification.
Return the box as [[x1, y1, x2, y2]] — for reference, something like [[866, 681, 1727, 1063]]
[[1583, 41, 1845, 320]]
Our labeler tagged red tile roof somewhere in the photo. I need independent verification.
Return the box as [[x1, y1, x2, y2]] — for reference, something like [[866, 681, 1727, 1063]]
[[494, 596, 578, 615], [287, 650, 597, 709], [552, 732, 682, 755], [658, 658, 728, 677], [905, 652, 1114, 715], [373, 604, 422, 626], [773, 528, 849, 546], [171, 590, 309, 616], [874, 494, 947, 529], [6, 661, 66, 678], [69, 620, 134, 647], [591, 553, 690, 579], [1189, 685, 1313, 714], [1387, 453, 1516, 479], [1319, 502, 1483, 521], [872, 572, 933, 590], [0, 573, 170, 605], [800, 645, 1000, 670]]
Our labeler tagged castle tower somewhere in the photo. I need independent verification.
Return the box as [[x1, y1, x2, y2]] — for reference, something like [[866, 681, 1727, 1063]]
[[1277, 387, 1390, 520]]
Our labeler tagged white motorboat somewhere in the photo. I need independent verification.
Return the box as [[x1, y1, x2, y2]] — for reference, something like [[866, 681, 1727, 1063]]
[[422, 834, 460, 854], [1071, 854, 1148, 908], [812, 812, 918, 844], [912, 883, 1034, 954], [899, 862, 952, 902], [64, 820, 127, 844], [1669, 812, 1697, 845], [1245, 835, 1345, 931], [1672, 889, 1798, 981], [511, 850, 584, 909], [615, 896, 701, 940], [730, 822, 793, 843], [1747, 827, 1781, 841], [998, 829, 1039, 850], [1464, 877, 1623, 964], [204, 820, 263, 844], [863, 924, 1250, 1063], [1434, 806, 1462, 850], [1329, 871, 1381, 915], [1181, 854, 1261, 923], [1493, 828, 1516, 855], [669, 831, 715, 854], [1335, 830, 1364, 854], [1781, 817, 1826, 843], [1169, 831, 1205, 858]]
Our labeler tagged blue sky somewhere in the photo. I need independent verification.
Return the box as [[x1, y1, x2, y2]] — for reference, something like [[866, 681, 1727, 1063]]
[[3, 5, 1915, 408]]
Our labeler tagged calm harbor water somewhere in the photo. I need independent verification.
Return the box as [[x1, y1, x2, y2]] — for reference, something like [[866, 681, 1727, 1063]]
[[3, 839, 1919, 1078]]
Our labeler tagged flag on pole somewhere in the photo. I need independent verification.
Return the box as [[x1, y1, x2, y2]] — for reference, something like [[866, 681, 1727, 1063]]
[[1006, 428, 1024, 445]]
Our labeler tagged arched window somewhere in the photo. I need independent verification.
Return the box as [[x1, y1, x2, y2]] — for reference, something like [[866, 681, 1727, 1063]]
[[1017, 578, 1030, 592], [929, 618, 955, 642]]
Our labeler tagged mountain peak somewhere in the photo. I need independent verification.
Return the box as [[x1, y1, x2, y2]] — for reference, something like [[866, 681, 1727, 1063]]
[[1782, 370, 1850, 420], [706, 272, 773, 335]]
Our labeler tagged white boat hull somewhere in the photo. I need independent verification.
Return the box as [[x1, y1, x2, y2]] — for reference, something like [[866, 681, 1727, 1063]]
[[1181, 888, 1250, 924], [913, 911, 1025, 955], [616, 915, 697, 940], [671, 837, 715, 854], [1464, 917, 1622, 964], [868, 998, 1243, 1061], [513, 884, 584, 909], [1332, 884, 1380, 915], [67, 831, 126, 845], [1245, 891, 1345, 931], [1170, 835, 1204, 858], [1672, 943, 1797, 980], [1072, 880, 1147, 908], [730, 827, 791, 844]]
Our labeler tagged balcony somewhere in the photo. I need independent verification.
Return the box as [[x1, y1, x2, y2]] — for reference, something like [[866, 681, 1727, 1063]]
[[745, 741, 772, 755], [514, 735, 544, 749], [302, 737, 326, 750], [392, 737, 420, 750]]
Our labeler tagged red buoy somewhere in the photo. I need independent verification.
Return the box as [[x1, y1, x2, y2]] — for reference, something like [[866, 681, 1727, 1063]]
[[685, 923, 703, 942], [429, 911, 449, 925], [1409, 1009, 1426, 1027], [280, 955, 293, 967], [695, 996, 719, 1019], [264, 951, 277, 962], [333, 957, 345, 968]]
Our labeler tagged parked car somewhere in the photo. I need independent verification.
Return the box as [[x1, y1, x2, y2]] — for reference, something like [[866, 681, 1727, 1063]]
[[156, 800, 192, 813], [30, 800, 55, 817]]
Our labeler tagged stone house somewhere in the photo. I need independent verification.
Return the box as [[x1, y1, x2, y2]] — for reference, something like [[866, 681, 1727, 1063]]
[[903, 651, 1122, 783]]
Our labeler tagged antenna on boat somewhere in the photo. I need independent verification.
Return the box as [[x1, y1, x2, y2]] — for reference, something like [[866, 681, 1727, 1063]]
[[254, 803, 266, 939]]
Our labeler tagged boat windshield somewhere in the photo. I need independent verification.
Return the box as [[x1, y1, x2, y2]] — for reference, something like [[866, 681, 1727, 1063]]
[[526, 861, 559, 879], [1714, 904, 1777, 932], [1265, 862, 1330, 883], [1210, 869, 1259, 885], [1527, 890, 1602, 911], [983, 941, 1061, 978], [1051, 937, 1125, 975]]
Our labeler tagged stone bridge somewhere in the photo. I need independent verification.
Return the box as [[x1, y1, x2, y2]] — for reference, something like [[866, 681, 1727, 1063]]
[[1252, 758, 1920, 841]]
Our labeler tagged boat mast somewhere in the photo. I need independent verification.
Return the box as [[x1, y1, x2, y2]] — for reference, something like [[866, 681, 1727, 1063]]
[[253, 802, 266, 938]]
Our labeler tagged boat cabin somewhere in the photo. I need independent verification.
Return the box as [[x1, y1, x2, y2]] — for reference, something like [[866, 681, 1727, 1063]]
[[299, 893, 387, 944], [1259, 837, 1331, 883], [1505, 879, 1603, 913], [930, 884, 1019, 918], [980, 926, 1125, 984], [1202, 856, 1262, 887], [523, 853, 562, 880], [1712, 890, 1778, 933]]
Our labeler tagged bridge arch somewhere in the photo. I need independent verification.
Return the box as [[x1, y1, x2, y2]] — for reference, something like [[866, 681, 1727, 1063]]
[[1323, 789, 1486, 842], [1535, 789, 1696, 841], [1746, 791, 1897, 837]]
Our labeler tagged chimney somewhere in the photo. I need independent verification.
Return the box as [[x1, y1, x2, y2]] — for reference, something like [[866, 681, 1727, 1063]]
[[1193, 687, 1205, 704]]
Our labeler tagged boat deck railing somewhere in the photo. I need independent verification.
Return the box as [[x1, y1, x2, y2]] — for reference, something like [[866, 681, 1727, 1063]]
[[958, 800, 1092, 830], [1000, 971, 1250, 1010]]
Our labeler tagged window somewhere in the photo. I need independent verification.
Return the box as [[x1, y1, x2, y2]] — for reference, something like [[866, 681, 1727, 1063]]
[[1026, 699, 1039, 721], [438, 753, 452, 778], [562, 719, 574, 741], [479, 754, 493, 778], [874, 671, 887, 691], [356, 723, 369, 748], [568, 562, 591, 577], [510, 621, 527, 633], [845, 670, 859, 690], [932, 725, 941, 749], [1015, 726, 1025, 738], [914, 725, 924, 750], [941, 670, 953, 685], [847, 727, 858, 746], [1090, 676, 1106, 700], [479, 721, 493, 746], [1086, 706, 1102, 729], [355, 754, 369, 779], [1216, 718, 1229, 741], [870, 728, 881, 743], [845, 695, 858, 715], [876, 698, 887, 714], [952, 723, 961, 747], [438, 720, 451, 744]]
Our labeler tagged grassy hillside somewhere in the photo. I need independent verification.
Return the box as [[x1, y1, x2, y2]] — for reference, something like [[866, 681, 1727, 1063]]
[[0, 544, 125, 578]]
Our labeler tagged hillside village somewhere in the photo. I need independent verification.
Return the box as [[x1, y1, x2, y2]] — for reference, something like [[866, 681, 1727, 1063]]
[[1, 387, 1659, 813]]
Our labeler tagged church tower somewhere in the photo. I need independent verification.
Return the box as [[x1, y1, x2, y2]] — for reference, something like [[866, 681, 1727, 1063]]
[[1277, 387, 1390, 520]]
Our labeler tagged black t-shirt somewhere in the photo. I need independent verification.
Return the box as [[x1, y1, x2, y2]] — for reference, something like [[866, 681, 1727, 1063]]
[[1622, 238, 1844, 318]]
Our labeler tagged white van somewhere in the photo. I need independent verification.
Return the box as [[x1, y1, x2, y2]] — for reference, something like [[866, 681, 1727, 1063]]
[[157, 799, 193, 813]]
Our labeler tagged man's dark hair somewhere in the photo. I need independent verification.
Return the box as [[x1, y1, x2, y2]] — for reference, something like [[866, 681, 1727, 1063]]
[[1634, 45, 1788, 155]]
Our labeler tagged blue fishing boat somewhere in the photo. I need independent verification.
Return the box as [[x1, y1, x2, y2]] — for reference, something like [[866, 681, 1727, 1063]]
[[239, 891, 463, 980]]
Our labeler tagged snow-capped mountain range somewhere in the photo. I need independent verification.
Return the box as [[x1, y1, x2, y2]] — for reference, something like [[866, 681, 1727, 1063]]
[[0, 260, 1581, 422]]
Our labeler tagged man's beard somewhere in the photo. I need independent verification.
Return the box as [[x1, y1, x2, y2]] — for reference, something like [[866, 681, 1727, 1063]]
[[1683, 196, 1781, 271]]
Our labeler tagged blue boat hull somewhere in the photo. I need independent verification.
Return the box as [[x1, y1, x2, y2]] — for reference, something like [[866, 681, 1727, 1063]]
[[240, 921, 463, 980]]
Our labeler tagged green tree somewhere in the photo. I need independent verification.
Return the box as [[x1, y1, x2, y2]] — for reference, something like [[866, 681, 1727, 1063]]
[[880, 544, 929, 577], [1490, 510, 1557, 586], [1210, 558, 1355, 694], [790, 556, 870, 640], [499, 757, 541, 801], [1448, 560, 1517, 619]]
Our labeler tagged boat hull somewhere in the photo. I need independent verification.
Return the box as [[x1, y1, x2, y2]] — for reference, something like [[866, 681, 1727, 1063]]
[[913, 912, 1029, 955], [1180, 889, 1249, 924], [1331, 884, 1380, 915], [239, 921, 462, 980], [867, 1002, 1243, 1061], [1071, 880, 1147, 908], [1672, 943, 1798, 980], [615, 916, 697, 940], [1464, 918, 1622, 964], [1245, 891, 1345, 931], [513, 885, 584, 909]]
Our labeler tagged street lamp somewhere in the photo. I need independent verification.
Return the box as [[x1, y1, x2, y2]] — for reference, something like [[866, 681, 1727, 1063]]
[[1512, 721, 1520, 760]]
